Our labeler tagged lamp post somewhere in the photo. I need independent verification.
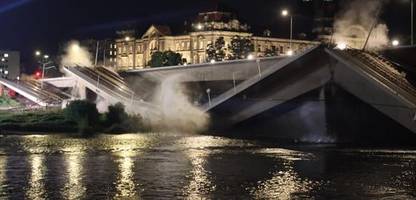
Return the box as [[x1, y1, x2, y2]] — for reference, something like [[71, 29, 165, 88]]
[[281, 9, 293, 51], [35, 51, 52, 88], [412, 0, 414, 45], [206, 88, 212, 106], [125, 36, 137, 69]]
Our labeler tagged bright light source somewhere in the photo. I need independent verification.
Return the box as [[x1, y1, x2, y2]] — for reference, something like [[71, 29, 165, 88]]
[[17, 76, 20, 80], [281, 9, 289, 17], [336, 42, 347, 50], [286, 50, 294, 56], [1, 58, 5, 62], [210, 59, 216, 64], [44, 55, 49, 59], [35, 51, 41, 56], [4, 71, 8, 75], [392, 40, 400, 47], [3, 53, 8, 58], [197, 24, 203, 30], [247, 54, 255, 60], [35, 71, 41, 78], [71, 43, 80, 51], [125, 36, 131, 42]]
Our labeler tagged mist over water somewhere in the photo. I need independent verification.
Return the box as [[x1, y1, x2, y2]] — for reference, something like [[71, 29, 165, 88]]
[[333, 0, 389, 50], [152, 74, 209, 133]]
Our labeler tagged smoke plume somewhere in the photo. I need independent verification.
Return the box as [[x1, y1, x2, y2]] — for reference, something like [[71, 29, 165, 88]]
[[153, 74, 209, 133], [60, 41, 93, 68], [333, 0, 389, 50]]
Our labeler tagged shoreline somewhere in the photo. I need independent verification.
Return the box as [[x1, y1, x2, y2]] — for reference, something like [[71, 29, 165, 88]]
[[0, 130, 78, 136]]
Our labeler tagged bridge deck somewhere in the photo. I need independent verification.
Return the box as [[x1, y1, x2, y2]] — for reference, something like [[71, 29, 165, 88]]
[[0, 78, 69, 106]]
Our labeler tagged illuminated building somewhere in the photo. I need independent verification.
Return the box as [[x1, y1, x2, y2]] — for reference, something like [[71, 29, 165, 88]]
[[114, 11, 318, 70]]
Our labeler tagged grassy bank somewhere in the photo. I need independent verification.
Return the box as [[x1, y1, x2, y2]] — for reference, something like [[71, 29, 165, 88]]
[[0, 95, 20, 110], [0, 101, 151, 135], [0, 109, 78, 133]]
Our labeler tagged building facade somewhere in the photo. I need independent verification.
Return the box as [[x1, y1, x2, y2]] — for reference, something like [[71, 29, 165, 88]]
[[79, 39, 117, 68], [115, 11, 319, 70], [0, 51, 20, 80]]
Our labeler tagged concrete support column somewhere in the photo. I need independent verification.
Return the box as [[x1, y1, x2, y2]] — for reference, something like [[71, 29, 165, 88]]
[[74, 81, 87, 100]]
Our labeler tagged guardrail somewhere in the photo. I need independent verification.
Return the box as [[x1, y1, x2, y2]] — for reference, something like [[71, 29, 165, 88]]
[[330, 49, 416, 104], [202, 45, 321, 111], [64, 67, 159, 113]]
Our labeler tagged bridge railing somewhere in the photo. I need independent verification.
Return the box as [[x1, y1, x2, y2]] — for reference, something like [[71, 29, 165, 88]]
[[202, 45, 321, 111], [332, 49, 416, 104], [64, 67, 159, 115]]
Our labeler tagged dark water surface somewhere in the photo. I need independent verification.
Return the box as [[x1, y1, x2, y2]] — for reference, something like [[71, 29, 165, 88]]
[[0, 133, 415, 199]]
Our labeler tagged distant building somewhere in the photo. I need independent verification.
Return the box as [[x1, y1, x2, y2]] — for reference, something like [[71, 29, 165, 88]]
[[114, 11, 319, 70], [0, 51, 20, 80]]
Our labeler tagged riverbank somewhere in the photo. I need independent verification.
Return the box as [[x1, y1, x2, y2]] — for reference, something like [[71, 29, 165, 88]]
[[0, 101, 152, 135], [0, 109, 78, 134]]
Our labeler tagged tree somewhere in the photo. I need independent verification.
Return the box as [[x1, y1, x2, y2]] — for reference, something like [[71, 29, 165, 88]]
[[165, 51, 182, 66], [105, 103, 128, 126], [228, 36, 254, 60], [148, 51, 165, 67], [264, 46, 278, 57], [64, 100, 100, 134], [148, 51, 183, 67], [206, 37, 226, 62]]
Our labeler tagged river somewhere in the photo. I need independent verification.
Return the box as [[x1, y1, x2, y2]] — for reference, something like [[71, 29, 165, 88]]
[[0, 133, 415, 199]]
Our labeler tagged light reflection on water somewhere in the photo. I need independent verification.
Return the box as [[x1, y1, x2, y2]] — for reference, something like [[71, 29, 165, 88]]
[[64, 152, 85, 200], [0, 133, 415, 199], [114, 150, 139, 199], [181, 137, 219, 199], [251, 161, 315, 199], [0, 151, 6, 196], [26, 154, 47, 200]]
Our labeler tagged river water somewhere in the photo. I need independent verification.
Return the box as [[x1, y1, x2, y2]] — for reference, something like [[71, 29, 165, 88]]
[[0, 133, 415, 199]]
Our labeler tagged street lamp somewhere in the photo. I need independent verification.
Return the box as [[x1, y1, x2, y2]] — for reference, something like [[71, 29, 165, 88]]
[[281, 9, 293, 54], [34, 50, 52, 88], [124, 36, 136, 69], [392, 39, 400, 47], [247, 54, 255, 60], [71, 43, 80, 51], [206, 88, 212, 106], [336, 42, 347, 50]]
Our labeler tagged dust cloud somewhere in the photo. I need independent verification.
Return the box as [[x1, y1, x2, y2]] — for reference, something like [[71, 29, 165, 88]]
[[60, 41, 93, 68], [152, 74, 209, 133], [333, 0, 389, 50]]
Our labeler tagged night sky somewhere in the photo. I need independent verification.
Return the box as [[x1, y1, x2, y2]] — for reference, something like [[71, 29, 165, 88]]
[[0, 0, 413, 69]]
